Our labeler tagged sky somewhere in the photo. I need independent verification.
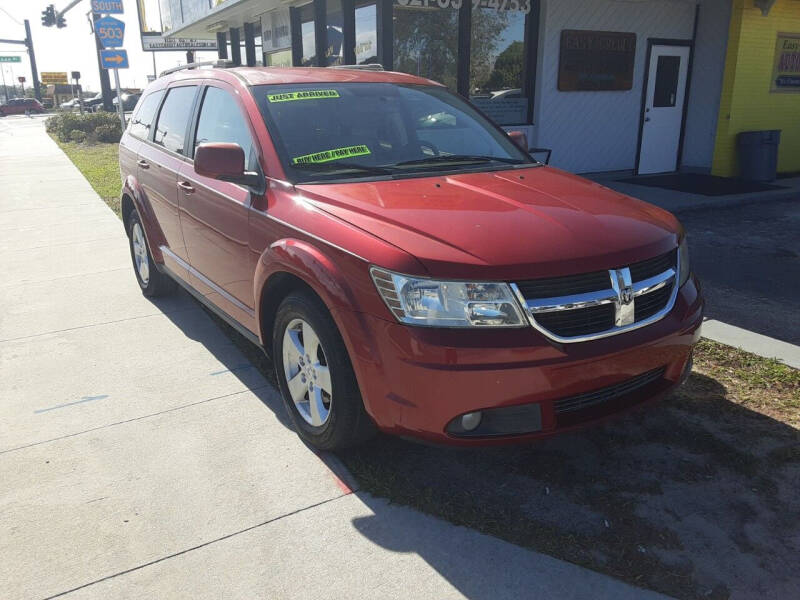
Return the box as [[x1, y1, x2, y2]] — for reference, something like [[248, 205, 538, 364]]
[[0, 0, 217, 93]]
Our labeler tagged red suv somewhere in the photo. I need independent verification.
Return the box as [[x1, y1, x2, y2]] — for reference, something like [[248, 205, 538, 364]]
[[119, 64, 703, 449], [0, 98, 45, 116]]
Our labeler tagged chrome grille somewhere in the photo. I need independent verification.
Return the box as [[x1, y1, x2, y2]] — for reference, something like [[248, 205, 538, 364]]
[[511, 249, 679, 343], [535, 304, 615, 338], [554, 367, 666, 414], [514, 270, 611, 298]]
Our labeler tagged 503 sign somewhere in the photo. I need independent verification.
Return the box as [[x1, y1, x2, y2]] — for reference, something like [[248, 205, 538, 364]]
[[95, 16, 125, 49]]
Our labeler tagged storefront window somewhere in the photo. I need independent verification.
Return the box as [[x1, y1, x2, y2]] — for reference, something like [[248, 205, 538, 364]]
[[265, 49, 293, 67], [469, 3, 528, 125], [262, 7, 292, 67], [393, 0, 460, 90], [355, 2, 378, 64], [300, 3, 316, 66], [326, 0, 344, 65]]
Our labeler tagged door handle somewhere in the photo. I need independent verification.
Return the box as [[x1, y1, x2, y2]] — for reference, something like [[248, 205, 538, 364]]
[[137, 159, 150, 169], [177, 181, 195, 194], [644, 117, 651, 122]]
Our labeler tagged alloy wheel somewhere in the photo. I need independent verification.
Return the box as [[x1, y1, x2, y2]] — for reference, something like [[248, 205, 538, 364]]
[[282, 318, 333, 427], [131, 222, 150, 285]]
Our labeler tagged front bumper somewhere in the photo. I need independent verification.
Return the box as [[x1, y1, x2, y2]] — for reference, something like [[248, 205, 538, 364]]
[[345, 275, 703, 445]]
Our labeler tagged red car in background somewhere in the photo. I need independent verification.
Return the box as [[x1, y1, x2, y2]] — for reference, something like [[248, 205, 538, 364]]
[[118, 63, 703, 450], [0, 98, 44, 116]]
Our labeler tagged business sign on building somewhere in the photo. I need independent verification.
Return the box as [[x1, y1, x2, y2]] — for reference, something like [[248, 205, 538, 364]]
[[136, 0, 218, 51], [261, 7, 291, 52], [41, 71, 69, 84], [771, 33, 800, 93], [558, 30, 636, 92]]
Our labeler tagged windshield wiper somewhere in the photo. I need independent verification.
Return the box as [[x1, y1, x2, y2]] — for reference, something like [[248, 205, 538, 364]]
[[394, 154, 526, 167], [292, 161, 395, 176]]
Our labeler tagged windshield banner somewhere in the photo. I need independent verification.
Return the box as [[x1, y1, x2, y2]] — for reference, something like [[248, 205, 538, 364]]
[[293, 145, 372, 164], [268, 90, 341, 102]]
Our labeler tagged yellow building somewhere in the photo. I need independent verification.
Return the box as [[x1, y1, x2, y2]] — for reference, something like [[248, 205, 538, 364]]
[[713, 0, 800, 177]]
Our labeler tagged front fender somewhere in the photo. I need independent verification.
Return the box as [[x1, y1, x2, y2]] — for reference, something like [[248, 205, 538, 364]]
[[254, 239, 384, 412], [254, 238, 360, 328], [122, 175, 167, 264]]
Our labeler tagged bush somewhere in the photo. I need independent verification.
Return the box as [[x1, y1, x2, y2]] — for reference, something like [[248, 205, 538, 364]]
[[68, 129, 87, 143], [45, 115, 59, 133], [47, 111, 122, 143], [95, 124, 121, 143]]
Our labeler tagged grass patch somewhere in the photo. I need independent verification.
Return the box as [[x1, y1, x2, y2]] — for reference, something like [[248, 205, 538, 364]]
[[692, 340, 799, 427], [50, 136, 121, 217]]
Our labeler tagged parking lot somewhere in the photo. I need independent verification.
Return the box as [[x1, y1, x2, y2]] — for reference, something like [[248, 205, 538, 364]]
[[679, 199, 800, 345]]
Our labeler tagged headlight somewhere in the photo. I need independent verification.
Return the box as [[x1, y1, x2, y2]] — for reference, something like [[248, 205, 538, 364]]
[[678, 237, 691, 287], [370, 268, 526, 328]]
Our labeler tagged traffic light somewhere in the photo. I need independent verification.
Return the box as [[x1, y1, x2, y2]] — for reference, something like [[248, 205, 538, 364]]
[[56, 14, 66, 28], [41, 5, 55, 27]]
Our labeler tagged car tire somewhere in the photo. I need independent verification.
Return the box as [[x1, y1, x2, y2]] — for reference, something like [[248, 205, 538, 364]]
[[127, 209, 175, 297], [273, 291, 376, 450]]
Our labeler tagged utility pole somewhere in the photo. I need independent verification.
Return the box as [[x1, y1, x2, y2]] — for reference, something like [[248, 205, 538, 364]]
[[0, 20, 42, 102], [1, 67, 8, 103], [24, 20, 42, 102]]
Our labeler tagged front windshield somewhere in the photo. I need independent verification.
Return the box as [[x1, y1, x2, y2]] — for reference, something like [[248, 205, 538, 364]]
[[255, 83, 535, 183]]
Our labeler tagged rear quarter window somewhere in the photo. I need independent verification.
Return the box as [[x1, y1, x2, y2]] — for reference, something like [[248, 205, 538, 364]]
[[129, 90, 165, 140], [153, 86, 198, 155]]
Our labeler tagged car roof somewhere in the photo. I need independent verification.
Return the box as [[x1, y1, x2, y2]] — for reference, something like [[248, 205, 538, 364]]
[[160, 66, 443, 89]]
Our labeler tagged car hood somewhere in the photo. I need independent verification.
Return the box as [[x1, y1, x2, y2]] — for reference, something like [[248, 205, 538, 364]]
[[296, 166, 681, 280]]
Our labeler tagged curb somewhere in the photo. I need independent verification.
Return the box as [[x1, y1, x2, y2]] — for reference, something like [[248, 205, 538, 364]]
[[668, 188, 799, 215], [702, 319, 800, 369]]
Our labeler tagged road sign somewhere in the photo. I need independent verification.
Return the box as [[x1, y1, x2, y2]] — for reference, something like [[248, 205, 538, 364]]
[[18, 76, 26, 83], [0, 56, 22, 63], [91, 0, 124, 14], [41, 71, 68, 85], [95, 16, 125, 49], [71, 71, 81, 80], [100, 49, 129, 69]]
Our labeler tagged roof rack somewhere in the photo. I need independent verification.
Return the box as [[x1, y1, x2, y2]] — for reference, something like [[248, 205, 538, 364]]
[[330, 63, 384, 71], [159, 59, 235, 78]]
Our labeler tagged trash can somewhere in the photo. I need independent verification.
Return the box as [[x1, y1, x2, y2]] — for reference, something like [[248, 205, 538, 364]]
[[737, 130, 781, 182]]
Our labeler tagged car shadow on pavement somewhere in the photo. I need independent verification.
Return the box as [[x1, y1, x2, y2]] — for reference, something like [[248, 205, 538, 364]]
[[338, 373, 800, 600], [152, 290, 294, 431], [156, 294, 800, 600]]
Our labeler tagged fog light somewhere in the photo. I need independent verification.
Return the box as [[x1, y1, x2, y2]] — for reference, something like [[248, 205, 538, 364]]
[[461, 411, 482, 431]]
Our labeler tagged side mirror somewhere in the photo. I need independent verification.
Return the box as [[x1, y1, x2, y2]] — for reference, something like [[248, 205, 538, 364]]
[[194, 142, 262, 189], [507, 130, 528, 152]]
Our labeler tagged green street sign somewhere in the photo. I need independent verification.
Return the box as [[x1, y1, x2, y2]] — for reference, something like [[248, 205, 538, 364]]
[[0, 56, 22, 63]]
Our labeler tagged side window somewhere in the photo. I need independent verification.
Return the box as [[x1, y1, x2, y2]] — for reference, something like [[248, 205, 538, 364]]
[[194, 86, 255, 168], [153, 86, 198, 155], [129, 90, 164, 140]]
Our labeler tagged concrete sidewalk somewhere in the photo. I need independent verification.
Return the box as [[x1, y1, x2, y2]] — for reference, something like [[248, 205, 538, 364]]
[[0, 120, 668, 598]]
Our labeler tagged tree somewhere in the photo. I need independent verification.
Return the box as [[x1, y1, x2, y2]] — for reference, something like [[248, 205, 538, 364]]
[[469, 9, 510, 92], [484, 40, 524, 90]]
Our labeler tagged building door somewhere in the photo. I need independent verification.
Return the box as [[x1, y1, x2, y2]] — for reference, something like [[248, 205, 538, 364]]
[[637, 44, 691, 175]]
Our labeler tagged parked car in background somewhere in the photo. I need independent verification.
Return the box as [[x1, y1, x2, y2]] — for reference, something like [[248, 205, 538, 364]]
[[119, 65, 703, 450], [84, 92, 117, 112], [59, 98, 80, 110], [0, 98, 45, 116], [113, 92, 141, 112]]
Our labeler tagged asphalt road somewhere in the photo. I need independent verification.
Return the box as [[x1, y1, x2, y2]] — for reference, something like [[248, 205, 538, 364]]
[[679, 198, 800, 345]]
